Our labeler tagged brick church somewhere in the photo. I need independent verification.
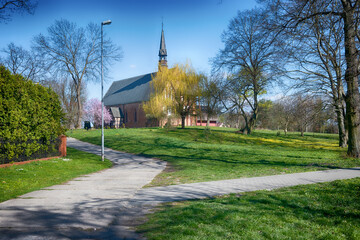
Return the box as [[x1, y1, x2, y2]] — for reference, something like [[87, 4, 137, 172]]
[[103, 26, 196, 128]]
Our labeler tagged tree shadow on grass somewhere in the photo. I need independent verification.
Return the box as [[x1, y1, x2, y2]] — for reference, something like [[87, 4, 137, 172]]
[[72, 135, 349, 175], [74, 129, 343, 158], [139, 152, 343, 171]]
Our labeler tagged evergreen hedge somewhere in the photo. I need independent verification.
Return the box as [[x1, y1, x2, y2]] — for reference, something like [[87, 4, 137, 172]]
[[0, 66, 65, 164]]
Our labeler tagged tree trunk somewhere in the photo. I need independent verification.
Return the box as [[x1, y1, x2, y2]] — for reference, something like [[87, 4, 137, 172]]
[[240, 124, 249, 135], [240, 110, 250, 134], [284, 122, 288, 136], [342, 2, 360, 157], [75, 85, 82, 129], [199, 108, 202, 126], [247, 92, 259, 135], [247, 107, 258, 135], [300, 125, 304, 137], [206, 117, 210, 127], [247, 118, 255, 135], [181, 115, 186, 129], [335, 102, 348, 148]]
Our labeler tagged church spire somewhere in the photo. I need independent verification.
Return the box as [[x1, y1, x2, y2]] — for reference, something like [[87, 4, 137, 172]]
[[158, 21, 167, 67]]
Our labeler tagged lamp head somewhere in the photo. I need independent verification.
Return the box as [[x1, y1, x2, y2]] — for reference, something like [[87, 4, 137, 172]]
[[102, 20, 112, 25]]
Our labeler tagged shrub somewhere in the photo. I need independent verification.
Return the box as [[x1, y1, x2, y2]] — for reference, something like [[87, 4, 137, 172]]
[[0, 66, 65, 164]]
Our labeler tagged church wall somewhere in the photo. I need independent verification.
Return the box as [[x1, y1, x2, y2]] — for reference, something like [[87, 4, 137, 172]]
[[118, 102, 159, 128], [111, 102, 196, 128]]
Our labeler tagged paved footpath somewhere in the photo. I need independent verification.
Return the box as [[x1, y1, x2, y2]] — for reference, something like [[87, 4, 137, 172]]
[[1, 138, 360, 240], [0, 138, 166, 240]]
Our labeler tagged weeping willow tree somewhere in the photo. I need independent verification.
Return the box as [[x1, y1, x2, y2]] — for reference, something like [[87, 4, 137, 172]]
[[143, 64, 203, 129]]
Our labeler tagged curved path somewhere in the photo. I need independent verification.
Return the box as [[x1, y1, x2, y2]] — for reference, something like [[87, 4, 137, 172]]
[[0, 138, 166, 240], [1, 138, 360, 239]]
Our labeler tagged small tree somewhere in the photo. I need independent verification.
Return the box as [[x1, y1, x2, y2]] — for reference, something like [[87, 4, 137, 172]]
[[273, 98, 295, 135], [143, 64, 202, 129], [83, 98, 112, 128]]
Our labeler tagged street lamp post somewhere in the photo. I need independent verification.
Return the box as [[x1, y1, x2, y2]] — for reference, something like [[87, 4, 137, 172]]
[[101, 19, 111, 161]]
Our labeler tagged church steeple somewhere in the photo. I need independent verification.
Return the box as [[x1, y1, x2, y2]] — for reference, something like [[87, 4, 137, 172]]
[[158, 22, 167, 67]]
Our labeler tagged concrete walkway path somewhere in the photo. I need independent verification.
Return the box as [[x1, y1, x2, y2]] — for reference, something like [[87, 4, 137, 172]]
[[1, 138, 360, 240], [133, 167, 360, 205], [0, 138, 166, 240]]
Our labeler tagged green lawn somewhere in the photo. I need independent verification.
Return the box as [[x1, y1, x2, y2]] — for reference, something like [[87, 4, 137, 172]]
[[67, 127, 360, 187], [0, 147, 112, 202], [138, 178, 360, 240]]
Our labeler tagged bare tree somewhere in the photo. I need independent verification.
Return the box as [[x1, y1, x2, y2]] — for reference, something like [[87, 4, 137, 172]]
[[260, 0, 360, 157], [273, 98, 295, 135], [310, 97, 335, 133], [293, 95, 316, 136], [43, 77, 86, 129], [33, 19, 122, 128], [1, 42, 44, 81], [271, 95, 333, 135], [0, 0, 37, 22], [213, 9, 282, 134], [199, 73, 223, 126], [284, 10, 348, 147]]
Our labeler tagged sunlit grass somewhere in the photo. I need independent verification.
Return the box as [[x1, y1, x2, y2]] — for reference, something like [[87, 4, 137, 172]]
[[0, 147, 112, 202], [138, 178, 360, 240], [67, 127, 359, 186]]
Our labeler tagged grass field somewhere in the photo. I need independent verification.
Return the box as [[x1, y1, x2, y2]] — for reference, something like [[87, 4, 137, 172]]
[[0, 147, 112, 202], [67, 127, 360, 186], [138, 178, 360, 240]]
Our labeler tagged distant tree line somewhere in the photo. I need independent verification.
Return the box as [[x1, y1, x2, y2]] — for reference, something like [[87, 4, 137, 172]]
[[256, 95, 337, 135]]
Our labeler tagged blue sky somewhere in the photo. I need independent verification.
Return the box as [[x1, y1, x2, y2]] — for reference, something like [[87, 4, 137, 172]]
[[1, 0, 260, 100]]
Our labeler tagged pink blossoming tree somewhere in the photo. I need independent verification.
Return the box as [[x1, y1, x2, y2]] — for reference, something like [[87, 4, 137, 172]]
[[83, 98, 112, 128]]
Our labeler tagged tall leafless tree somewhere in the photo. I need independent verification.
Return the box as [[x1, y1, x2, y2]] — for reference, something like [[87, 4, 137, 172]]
[[33, 19, 122, 128], [259, 0, 360, 157], [284, 10, 348, 147], [213, 9, 282, 134]]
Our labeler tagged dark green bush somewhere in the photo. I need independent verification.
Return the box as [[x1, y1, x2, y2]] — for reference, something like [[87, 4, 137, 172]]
[[0, 66, 65, 163]]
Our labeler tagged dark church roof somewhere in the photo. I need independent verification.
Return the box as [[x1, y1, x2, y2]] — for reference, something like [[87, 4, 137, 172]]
[[104, 23, 167, 107], [103, 72, 156, 106]]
